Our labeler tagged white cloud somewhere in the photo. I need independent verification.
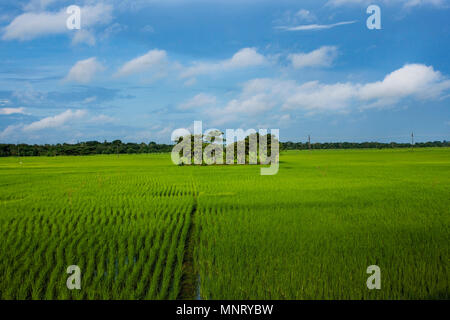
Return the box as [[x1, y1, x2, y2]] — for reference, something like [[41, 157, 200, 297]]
[[71, 29, 96, 46], [23, 0, 57, 12], [282, 81, 358, 112], [0, 124, 23, 140], [289, 46, 338, 69], [209, 64, 450, 123], [12, 86, 46, 105], [227, 78, 356, 114], [226, 48, 266, 68], [204, 82, 278, 126], [359, 64, 450, 106], [295, 9, 317, 22], [2, 4, 113, 41], [179, 93, 217, 110], [115, 49, 167, 77], [0, 107, 26, 115], [23, 109, 87, 131], [273, 9, 317, 28], [3, 10, 67, 40], [65, 57, 105, 83], [278, 20, 357, 31], [0, 109, 116, 142], [180, 48, 267, 78], [223, 94, 276, 114]]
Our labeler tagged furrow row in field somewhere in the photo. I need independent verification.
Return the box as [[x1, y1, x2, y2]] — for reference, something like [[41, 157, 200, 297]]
[[0, 172, 196, 299]]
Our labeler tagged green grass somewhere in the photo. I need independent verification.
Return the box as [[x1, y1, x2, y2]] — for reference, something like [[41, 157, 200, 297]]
[[0, 148, 448, 299]]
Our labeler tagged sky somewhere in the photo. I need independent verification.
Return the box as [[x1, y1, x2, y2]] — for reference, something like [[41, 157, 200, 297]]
[[0, 0, 449, 144]]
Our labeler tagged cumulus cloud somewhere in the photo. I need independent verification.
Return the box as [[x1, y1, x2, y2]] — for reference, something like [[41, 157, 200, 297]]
[[0, 107, 26, 115], [179, 93, 217, 110], [2, 3, 112, 41], [206, 64, 450, 123], [0, 109, 116, 142], [115, 49, 167, 77], [289, 46, 338, 69], [65, 57, 105, 83], [223, 94, 276, 115], [180, 48, 267, 78], [358, 64, 450, 106], [2, 10, 67, 40], [282, 81, 358, 112], [23, 109, 87, 131], [288, 64, 450, 111]]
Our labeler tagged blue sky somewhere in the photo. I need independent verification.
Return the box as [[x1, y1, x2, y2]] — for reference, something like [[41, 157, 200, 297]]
[[0, 0, 449, 144]]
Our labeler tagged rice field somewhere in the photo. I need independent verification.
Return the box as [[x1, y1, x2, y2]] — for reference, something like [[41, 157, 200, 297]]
[[0, 148, 448, 299]]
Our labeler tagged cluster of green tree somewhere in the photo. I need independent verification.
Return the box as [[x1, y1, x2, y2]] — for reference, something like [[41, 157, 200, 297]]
[[280, 140, 450, 150], [0, 139, 448, 157], [173, 132, 278, 165]]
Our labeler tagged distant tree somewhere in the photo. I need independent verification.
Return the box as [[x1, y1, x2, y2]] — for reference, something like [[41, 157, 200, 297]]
[[0, 139, 448, 157]]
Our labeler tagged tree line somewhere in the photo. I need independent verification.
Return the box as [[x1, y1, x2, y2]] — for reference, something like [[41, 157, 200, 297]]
[[0, 139, 448, 157], [0, 140, 172, 157], [281, 140, 450, 150]]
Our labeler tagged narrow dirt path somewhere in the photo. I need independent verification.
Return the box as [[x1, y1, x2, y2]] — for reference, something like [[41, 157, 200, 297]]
[[177, 185, 198, 299]]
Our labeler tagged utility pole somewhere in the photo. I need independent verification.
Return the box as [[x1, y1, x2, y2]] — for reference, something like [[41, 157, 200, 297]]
[[411, 132, 414, 150], [308, 135, 311, 150]]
